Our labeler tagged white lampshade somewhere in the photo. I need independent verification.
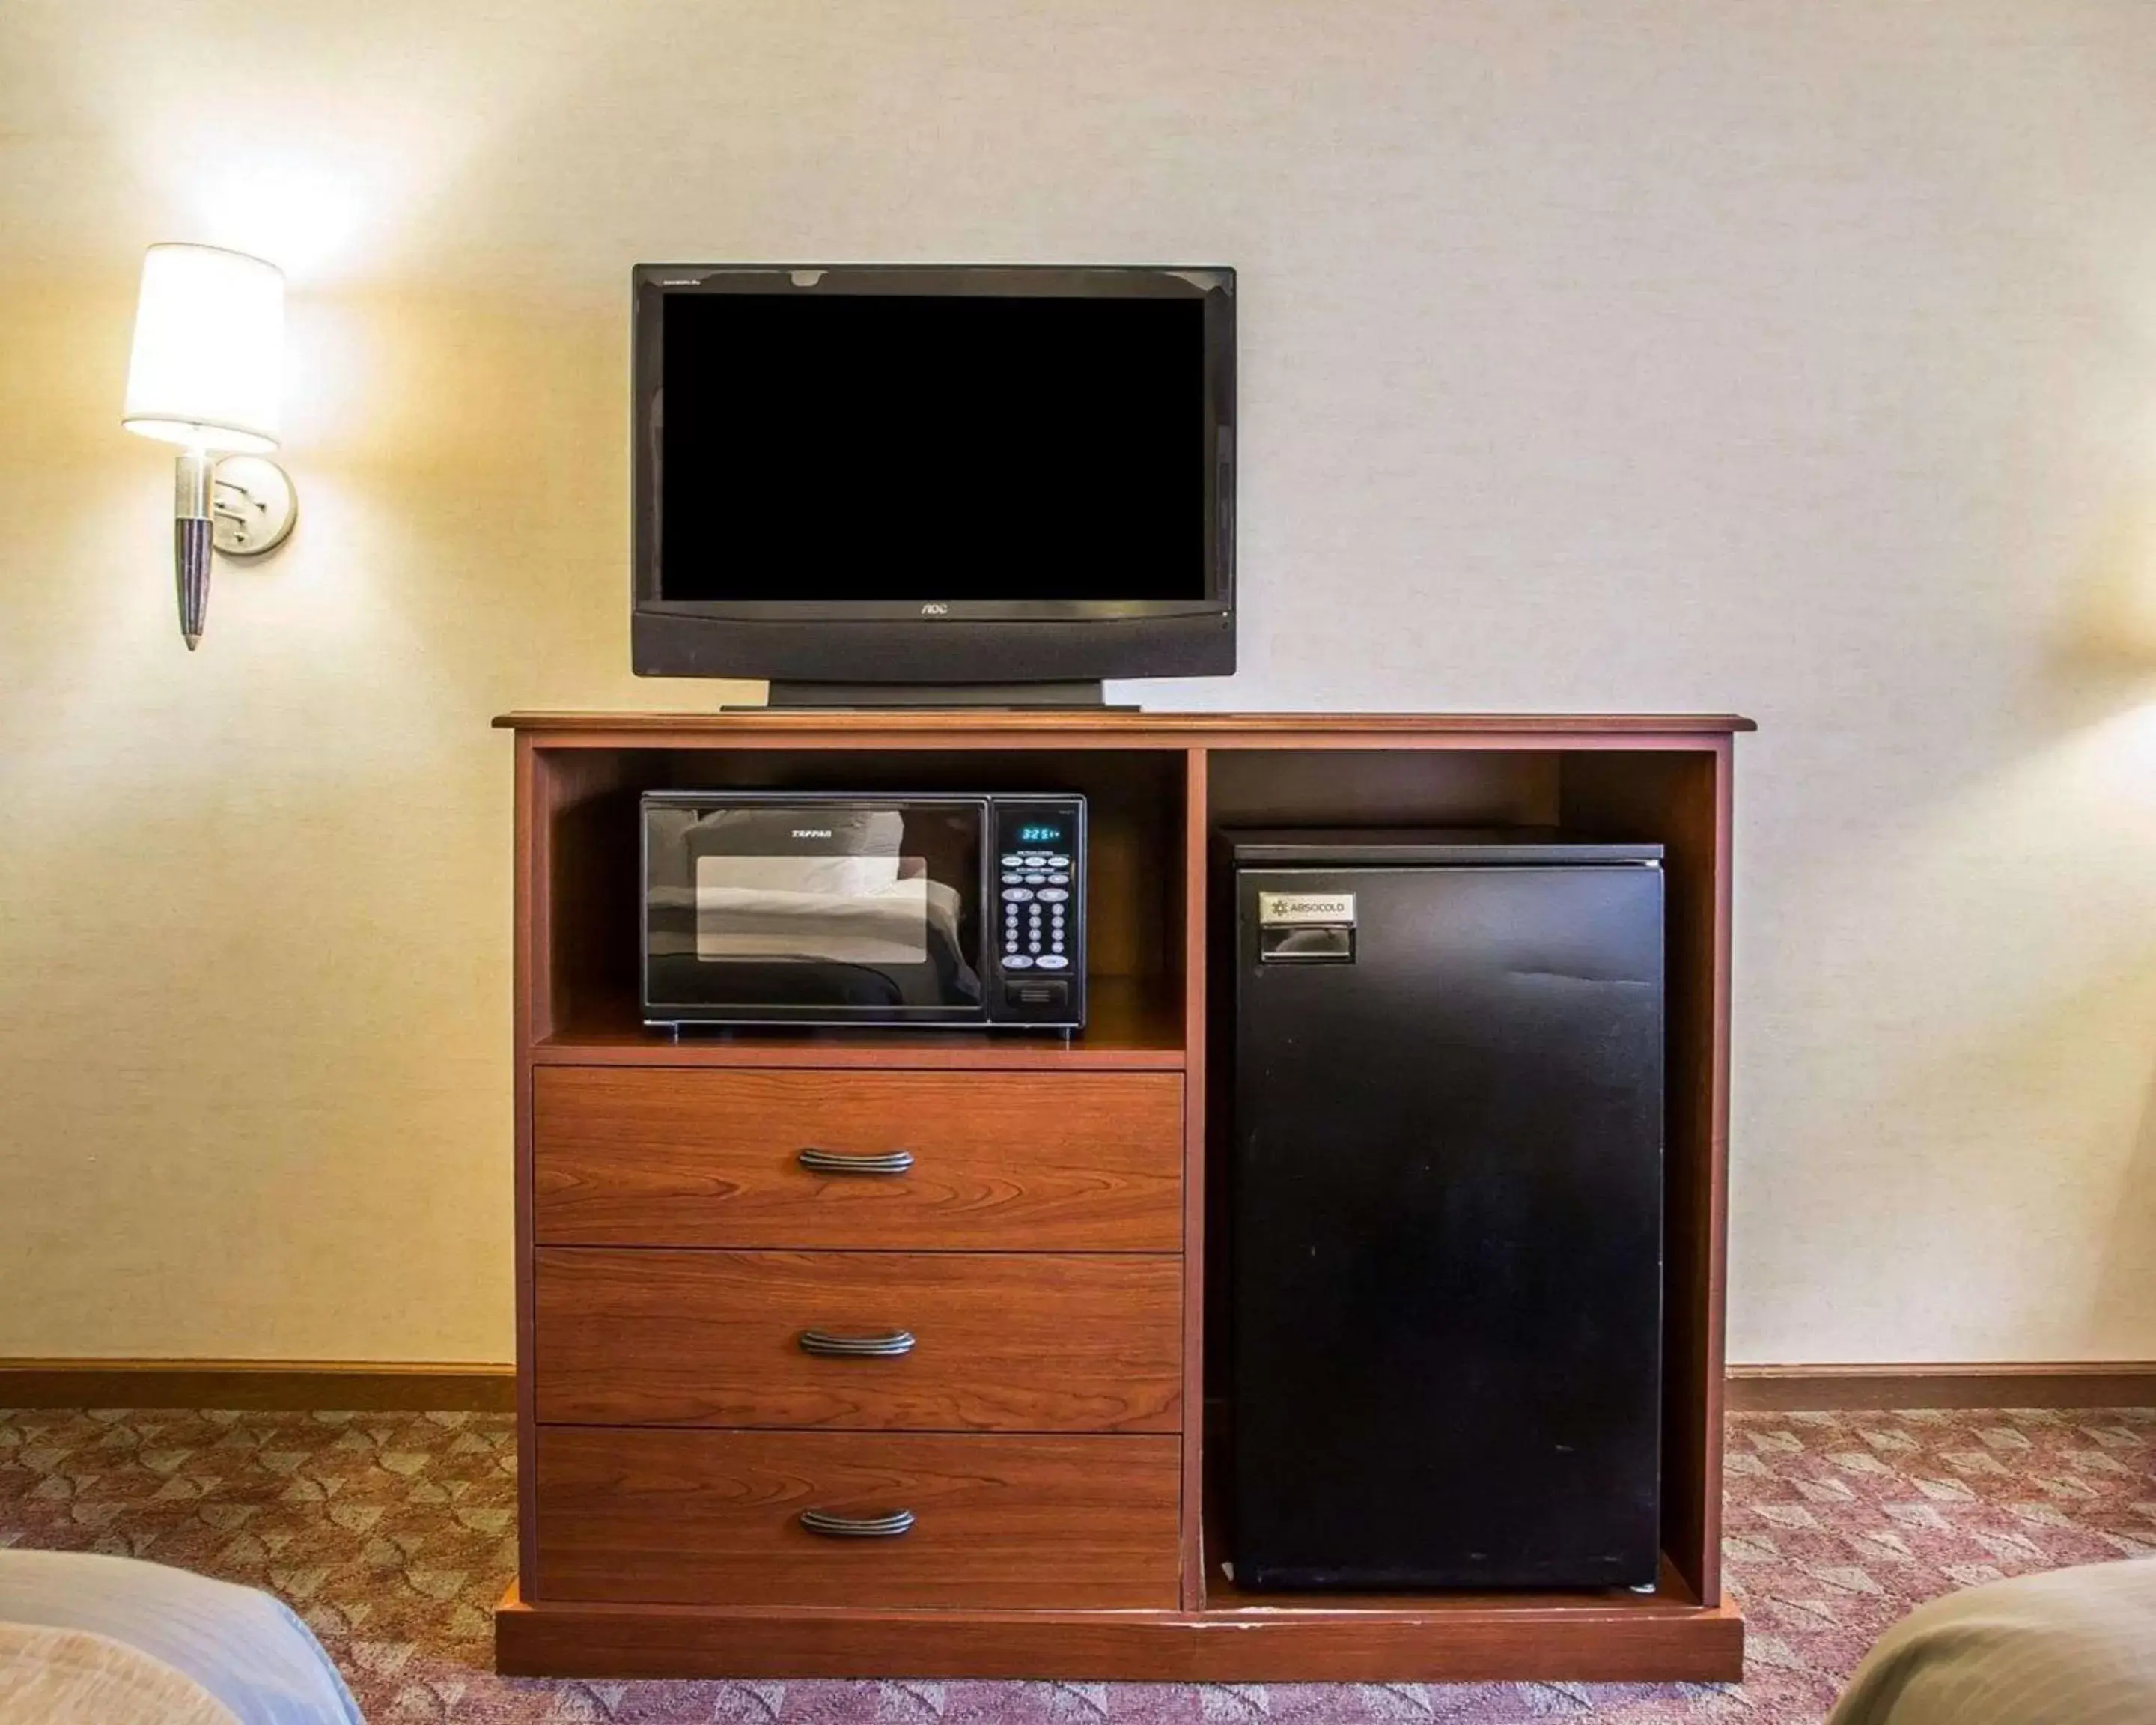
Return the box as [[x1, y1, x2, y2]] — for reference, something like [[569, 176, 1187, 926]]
[[122, 243, 284, 454]]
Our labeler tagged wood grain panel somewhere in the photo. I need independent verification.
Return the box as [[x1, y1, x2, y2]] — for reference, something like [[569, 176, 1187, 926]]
[[535, 971, 1186, 1068], [495, 1583, 1744, 1682], [1178, 746, 1208, 1610], [0, 1359, 514, 1411], [534, 1250, 1181, 1431], [1728, 1362, 2156, 1411], [1205, 748, 1559, 830], [534, 1068, 1183, 1250], [1559, 745, 1730, 1608], [534, 1429, 1181, 1609], [1181, 1599, 1743, 1683], [505, 714, 1749, 1679], [497, 711, 1756, 737]]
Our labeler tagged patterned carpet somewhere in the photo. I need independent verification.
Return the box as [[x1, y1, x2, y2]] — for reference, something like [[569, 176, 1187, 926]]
[[1, 1408, 2152, 1724]]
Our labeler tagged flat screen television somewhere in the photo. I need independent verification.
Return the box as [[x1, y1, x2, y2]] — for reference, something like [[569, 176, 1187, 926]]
[[630, 264, 1235, 702]]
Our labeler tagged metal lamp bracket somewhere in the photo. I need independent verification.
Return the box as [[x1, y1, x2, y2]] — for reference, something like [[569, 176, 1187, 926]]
[[210, 454, 298, 556]]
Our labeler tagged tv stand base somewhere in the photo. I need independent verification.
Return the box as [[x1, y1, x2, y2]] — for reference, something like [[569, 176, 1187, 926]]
[[757, 680, 1122, 710]]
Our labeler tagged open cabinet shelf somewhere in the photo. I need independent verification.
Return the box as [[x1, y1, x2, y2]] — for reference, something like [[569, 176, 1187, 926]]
[[534, 973, 1187, 1068]]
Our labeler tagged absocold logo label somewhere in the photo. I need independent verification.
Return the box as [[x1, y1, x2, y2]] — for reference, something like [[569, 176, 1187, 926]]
[[1257, 892, 1356, 926]]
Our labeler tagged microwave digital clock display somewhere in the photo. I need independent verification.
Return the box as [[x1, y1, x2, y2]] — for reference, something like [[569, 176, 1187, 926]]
[[1017, 823, 1065, 845]]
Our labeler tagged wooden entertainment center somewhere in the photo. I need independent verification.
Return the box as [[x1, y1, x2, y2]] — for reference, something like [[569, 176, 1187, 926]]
[[493, 708, 1752, 1682]]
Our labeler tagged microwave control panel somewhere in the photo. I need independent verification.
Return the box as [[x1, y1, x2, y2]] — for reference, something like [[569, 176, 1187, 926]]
[[991, 796, 1086, 1027]]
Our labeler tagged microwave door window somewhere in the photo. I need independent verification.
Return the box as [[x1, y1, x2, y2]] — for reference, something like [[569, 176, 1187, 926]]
[[656, 804, 983, 1011], [695, 857, 931, 964]]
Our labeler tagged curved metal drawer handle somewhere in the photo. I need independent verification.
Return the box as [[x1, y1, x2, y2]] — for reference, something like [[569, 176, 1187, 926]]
[[798, 1328, 916, 1359], [800, 1507, 916, 1539], [797, 1147, 914, 1176]]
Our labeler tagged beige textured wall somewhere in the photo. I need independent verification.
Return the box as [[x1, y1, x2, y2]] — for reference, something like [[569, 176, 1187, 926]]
[[3, 0, 2155, 1364]]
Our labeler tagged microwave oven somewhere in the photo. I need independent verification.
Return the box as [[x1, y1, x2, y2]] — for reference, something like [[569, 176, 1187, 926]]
[[642, 791, 1087, 1030]]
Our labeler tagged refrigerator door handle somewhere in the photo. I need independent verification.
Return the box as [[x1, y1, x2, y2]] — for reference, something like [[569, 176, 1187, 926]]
[[1258, 925, 1356, 963]]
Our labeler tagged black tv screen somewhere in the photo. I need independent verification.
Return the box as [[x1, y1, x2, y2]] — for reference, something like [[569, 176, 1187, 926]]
[[662, 294, 1205, 603], [630, 264, 1236, 689]]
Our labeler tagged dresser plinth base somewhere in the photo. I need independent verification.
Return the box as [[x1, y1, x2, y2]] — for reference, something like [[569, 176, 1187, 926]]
[[494, 1581, 1744, 1684]]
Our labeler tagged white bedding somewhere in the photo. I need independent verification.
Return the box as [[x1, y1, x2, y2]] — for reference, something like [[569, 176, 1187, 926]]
[[0, 1551, 361, 1725], [0, 1620, 240, 1724], [1828, 1557, 2156, 1725]]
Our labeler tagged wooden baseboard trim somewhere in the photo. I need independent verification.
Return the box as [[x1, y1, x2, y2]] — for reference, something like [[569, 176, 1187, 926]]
[[0, 1359, 516, 1412], [6, 1359, 2149, 1417], [1727, 1363, 2156, 1412]]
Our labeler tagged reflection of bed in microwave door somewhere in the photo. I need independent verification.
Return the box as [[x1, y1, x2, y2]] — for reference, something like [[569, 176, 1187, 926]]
[[674, 864, 969, 971]]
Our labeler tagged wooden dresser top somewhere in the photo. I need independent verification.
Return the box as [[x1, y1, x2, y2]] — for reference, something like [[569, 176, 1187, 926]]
[[495, 709, 1755, 739]]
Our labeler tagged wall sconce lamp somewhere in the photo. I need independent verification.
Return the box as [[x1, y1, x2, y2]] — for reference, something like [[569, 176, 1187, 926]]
[[121, 243, 298, 649]]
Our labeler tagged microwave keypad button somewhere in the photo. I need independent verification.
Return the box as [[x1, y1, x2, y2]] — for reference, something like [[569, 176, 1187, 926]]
[[1002, 871, 1024, 884], [1036, 953, 1070, 970], [1005, 953, 1034, 969], [1048, 873, 1070, 884], [1001, 854, 1025, 867], [1002, 887, 1034, 902], [1023, 873, 1047, 884], [1050, 854, 1071, 867], [1037, 887, 1068, 903]]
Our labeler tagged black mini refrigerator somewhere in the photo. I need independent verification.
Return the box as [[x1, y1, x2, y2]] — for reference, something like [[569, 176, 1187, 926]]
[[1228, 832, 1666, 1591]]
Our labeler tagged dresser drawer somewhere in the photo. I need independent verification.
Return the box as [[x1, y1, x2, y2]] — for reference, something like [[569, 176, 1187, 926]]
[[535, 1247, 1181, 1431], [533, 1067, 1183, 1249], [534, 1429, 1181, 1609]]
